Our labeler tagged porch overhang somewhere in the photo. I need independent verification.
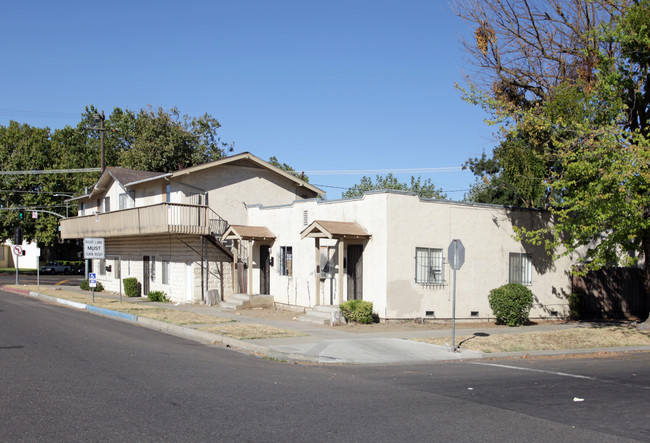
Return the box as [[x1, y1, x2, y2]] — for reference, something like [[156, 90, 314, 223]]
[[221, 225, 276, 241], [300, 220, 371, 240]]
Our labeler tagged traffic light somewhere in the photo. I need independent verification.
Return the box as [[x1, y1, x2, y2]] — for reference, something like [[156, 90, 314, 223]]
[[18, 208, 24, 220]]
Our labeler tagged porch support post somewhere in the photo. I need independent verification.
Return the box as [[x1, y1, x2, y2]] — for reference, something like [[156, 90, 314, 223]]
[[233, 239, 239, 294], [248, 240, 253, 295], [338, 240, 345, 305], [314, 238, 321, 306]]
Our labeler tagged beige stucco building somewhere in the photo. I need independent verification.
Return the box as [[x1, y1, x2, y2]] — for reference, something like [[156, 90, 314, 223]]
[[60, 153, 322, 303], [241, 191, 574, 320], [61, 152, 575, 320]]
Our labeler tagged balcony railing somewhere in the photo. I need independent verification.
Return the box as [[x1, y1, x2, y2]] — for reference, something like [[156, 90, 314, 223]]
[[60, 203, 228, 239]]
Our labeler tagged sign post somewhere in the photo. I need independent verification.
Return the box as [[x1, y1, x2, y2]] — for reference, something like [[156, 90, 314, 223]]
[[84, 239, 104, 303], [447, 239, 465, 352], [13, 245, 22, 285], [89, 272, 97, 303]]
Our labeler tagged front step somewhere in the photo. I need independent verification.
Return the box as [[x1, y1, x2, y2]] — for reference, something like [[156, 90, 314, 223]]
[[298, 305, 345, 326], [221, 293, 274, 310]]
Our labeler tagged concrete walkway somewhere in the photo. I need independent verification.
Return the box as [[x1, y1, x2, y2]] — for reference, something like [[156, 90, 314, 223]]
[[4, 285, 648, 365]]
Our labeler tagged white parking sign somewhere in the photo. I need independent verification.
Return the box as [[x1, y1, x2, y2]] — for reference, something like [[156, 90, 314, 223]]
[[89, 272, 97, 288]]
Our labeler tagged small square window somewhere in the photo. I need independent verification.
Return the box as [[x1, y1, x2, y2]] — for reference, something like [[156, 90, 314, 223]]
[[509, 253, 532, 286], [415, 248, 444, 285]]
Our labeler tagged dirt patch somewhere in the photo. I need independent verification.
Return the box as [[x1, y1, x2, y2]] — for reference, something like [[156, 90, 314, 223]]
[[233, 307, 301, 322], [200, 323, 307, 340], [415, 327, 650, 353], [131, 308, 236, 325]]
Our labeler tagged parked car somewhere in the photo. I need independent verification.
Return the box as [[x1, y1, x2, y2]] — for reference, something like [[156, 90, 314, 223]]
[[40, 261, 72, 274]]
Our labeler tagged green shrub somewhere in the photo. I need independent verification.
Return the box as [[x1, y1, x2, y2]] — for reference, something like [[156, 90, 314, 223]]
[[123, 278, 141, 297], [568, 293, 582, 320], [147, 290, 169, 303], [488, 283, 534, 326], [340, 300, 375, 324], [80, 279, 104, 292]]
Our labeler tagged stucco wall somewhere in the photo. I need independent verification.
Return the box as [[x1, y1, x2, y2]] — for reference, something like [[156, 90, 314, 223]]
[[247, 196, 390, 315], [383, 194, 573, 319], [247, 192, 574, 320], [175, 164, 315, 225]]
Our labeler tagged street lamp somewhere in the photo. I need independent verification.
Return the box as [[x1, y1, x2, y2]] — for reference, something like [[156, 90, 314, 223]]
[[54, 193, 74, 218]]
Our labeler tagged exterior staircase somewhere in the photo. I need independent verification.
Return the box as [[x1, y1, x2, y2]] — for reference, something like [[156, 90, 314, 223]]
[[298, 305, 345, 326], [220, 293, 274, 310]]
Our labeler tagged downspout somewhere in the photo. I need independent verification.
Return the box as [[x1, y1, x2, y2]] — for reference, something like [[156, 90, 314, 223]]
[[201, 235, 205, 303]]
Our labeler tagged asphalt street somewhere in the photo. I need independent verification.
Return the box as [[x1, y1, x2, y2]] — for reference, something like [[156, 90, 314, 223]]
[[0, 273, 84, 288], [1, 289, 648, 442]]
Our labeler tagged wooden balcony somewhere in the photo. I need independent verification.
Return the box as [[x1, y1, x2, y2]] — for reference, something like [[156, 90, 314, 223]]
[[60, 203, 228, 239]]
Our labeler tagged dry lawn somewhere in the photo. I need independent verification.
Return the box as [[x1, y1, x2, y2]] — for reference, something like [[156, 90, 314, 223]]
[[16, 286, 234, 326], [200, 323, 307, 340], [415, 327, 650, 353]]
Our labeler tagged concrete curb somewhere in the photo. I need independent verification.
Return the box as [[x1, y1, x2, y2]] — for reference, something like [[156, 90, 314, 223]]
[[4, 285, 650, 364]]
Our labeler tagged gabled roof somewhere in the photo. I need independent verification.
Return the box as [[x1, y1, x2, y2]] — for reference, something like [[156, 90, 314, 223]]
[[66, 167, 169, 202], [222, 225, 276, 241], [172, 152, 325, 196], [300, 220, 371, 240]]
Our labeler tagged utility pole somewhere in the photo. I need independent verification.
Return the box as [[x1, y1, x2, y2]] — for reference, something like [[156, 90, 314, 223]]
[[87, 110, 107, 173], [99, 110, 106, 173]]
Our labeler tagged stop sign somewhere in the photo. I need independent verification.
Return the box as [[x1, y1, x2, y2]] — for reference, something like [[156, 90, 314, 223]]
[[448, 239, 465, 270]]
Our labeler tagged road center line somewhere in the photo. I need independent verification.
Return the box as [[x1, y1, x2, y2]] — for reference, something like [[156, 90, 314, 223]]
[[467, 362, 597, 380]]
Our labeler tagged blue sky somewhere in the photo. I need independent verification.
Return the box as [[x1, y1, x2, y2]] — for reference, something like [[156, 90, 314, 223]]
[[0, 1, 496, 199]]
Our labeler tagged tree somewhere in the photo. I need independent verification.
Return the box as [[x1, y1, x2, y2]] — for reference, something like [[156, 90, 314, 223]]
[[343, 173, 447, 199], [0, 105, 234, 250], [455, 0, 650, 317], [456, 0, 627, 207], [77, 105, 233, 173]]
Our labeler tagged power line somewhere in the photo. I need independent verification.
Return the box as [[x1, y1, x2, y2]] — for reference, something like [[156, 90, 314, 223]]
[[302, 166, 463, 175], [0, 168, 101, 176], [0, 109, 80, 119], [0, 189, 78, 195]]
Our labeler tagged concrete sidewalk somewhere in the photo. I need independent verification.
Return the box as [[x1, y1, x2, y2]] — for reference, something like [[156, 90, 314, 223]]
[[4, 285, 648, 365]]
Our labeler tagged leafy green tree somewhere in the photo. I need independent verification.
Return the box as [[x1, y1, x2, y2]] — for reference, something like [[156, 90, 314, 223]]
[[343, 173, 446, 199], [76, 105, 233, 173], [0, 105, 233, 250], [456, 0, 650, 316]]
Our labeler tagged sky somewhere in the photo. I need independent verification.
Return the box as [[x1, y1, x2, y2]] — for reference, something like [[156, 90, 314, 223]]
[[0, 0, 497, 200]]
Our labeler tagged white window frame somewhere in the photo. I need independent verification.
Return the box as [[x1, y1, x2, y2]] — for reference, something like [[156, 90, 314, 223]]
[[415, 247, 444, 285], [280, 246, 292, 276], [119, 191, 135, 210], [509, 253, 532, 286]]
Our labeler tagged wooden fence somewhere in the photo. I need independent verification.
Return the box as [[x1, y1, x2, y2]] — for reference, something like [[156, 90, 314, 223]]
[[572, 267, 648, 320]]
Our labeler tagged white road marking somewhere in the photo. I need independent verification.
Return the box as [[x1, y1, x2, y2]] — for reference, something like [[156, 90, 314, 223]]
[[468, 362, 597, 380]]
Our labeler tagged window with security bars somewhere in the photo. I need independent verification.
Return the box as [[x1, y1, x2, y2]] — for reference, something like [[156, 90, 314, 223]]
[[509, 253, 532, 286], [280, 246, 293, 276], [415, 248, 444, 285]]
